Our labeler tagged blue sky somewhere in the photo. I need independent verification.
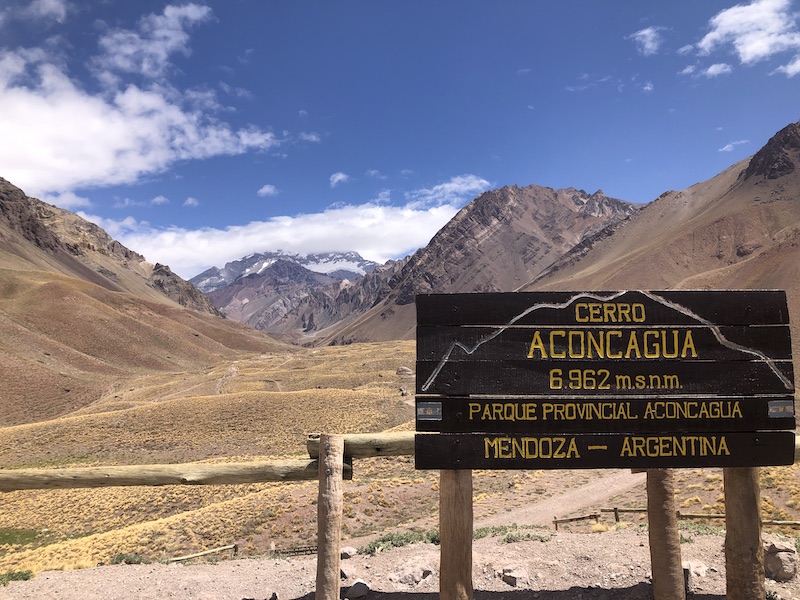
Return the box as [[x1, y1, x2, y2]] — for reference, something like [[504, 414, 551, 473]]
[[1, 0, 799, 278]]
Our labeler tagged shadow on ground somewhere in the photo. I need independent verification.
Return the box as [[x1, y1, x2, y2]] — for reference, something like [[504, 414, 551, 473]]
[[289, 583, 725, 600]]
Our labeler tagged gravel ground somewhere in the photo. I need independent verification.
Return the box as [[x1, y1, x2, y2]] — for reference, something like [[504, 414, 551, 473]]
[[1, 528, 798, 599]]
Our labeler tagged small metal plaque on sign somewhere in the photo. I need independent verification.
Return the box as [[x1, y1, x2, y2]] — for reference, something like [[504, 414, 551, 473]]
[[417, 401, 443, 421], [769, 400, 795, 417]]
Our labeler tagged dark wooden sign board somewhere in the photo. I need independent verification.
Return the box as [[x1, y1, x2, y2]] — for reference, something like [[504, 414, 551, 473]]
[[415, 290, 796, 470]]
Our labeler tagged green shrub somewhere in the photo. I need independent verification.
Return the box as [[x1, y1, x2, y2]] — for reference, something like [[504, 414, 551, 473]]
[[110, 552, 148, 565], [0, 570, 33, 586], [358, 529, 439, 555], [502, 531, 551, 543], [474, 523, 550, 543], [0, 528, 38, 546]]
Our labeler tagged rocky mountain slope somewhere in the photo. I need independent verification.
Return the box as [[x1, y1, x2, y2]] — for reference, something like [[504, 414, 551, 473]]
[[524, 119, 800, 361], [0, 179, 217, 315], [0, 179, 288, 426], [318, 186, 638, 344]]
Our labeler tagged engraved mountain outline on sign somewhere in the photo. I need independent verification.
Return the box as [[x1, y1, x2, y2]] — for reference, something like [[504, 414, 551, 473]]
[[419, 291, 794, 394]]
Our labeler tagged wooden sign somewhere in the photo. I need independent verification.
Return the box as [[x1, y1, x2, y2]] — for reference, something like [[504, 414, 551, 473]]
[[415, 290, 796, 470], [416, 431, 796, 470]]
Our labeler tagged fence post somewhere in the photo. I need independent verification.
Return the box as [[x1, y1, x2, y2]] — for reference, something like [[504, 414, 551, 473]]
[[316, 434, 344, 600], [440, 469, 473, 600], [724, 467, 764, 600], [646, 469, 685, 600]]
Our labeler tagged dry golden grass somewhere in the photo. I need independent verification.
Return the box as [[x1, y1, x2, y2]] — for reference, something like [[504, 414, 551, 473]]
[[2, 334, 799, 574], [0, 340, 420, 572]]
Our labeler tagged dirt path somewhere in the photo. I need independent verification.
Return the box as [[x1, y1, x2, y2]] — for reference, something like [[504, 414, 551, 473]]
[[474, 469, 647, 528]]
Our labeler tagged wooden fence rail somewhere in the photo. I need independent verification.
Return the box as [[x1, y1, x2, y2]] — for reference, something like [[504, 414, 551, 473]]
[[168, 544, 238, 563], [307, 431, 415, 458], [0, 459, 351, 492], [0, 432, 416, 493], [1, 432, 797, 493], [553, 513, 600, 530]]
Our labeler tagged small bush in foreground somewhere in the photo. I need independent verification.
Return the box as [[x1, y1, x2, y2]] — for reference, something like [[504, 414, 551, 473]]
[[0, 570, 33, 586], [502, 531, 551, 543], [109, 553, 148, 565], [474, 524, 550, 543], [359, 530, 440, 555]]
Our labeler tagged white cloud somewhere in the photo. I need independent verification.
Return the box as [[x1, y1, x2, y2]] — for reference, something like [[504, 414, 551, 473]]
[[183, 197, 199, 207], [257, 184, 279, 197], [218, 81, 252, 99], [329, 172, 350, 188], [719, 139, 749, 151], [41, 190, 91, 209], [678, 65, 697, 76], [366, 169, 386, 179], [0, 5, 280, 197], [0, 0, 69, 26], [704, 62, 734, 76], [97, 203, 458, 278], [642, 81, 654, 93], [774, 54, 800, 75], [85, 174, 492, 278], [404, 174, 491, 210], [112, 194, 170, 209], [24, 0, 69, 23], [80, 213, 148, 239], [697, 0, 800, 69], [629, 26, 665, 56], [299, 132, 321, 143], [92, 3, 212, 83]]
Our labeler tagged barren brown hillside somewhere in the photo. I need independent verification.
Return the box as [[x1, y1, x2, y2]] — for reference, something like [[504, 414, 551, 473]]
[[0, 178, 294, 426], [0, 268, 288, 426]]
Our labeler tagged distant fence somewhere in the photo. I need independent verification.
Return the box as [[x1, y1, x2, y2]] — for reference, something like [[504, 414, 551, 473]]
[[552, 508, 800, 528], [597, 507, 800, 527]]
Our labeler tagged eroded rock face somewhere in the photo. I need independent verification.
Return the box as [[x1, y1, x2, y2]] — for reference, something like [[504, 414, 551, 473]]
[[149, 263, 221, 315], [0, 178, 218, 315], [742, 120, 800, 181]]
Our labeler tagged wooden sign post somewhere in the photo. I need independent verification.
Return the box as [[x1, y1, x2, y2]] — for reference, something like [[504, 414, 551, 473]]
[[415, 290, 795, 597]]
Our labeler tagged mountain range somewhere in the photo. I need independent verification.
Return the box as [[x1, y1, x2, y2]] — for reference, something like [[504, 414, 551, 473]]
[[197, 120, 800, 358], [2, 119, 800, 423], [197, 187, 637, 344]]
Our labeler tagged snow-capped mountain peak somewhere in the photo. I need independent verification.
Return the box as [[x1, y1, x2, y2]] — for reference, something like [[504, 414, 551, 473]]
[[189, 250, 379, 294]]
